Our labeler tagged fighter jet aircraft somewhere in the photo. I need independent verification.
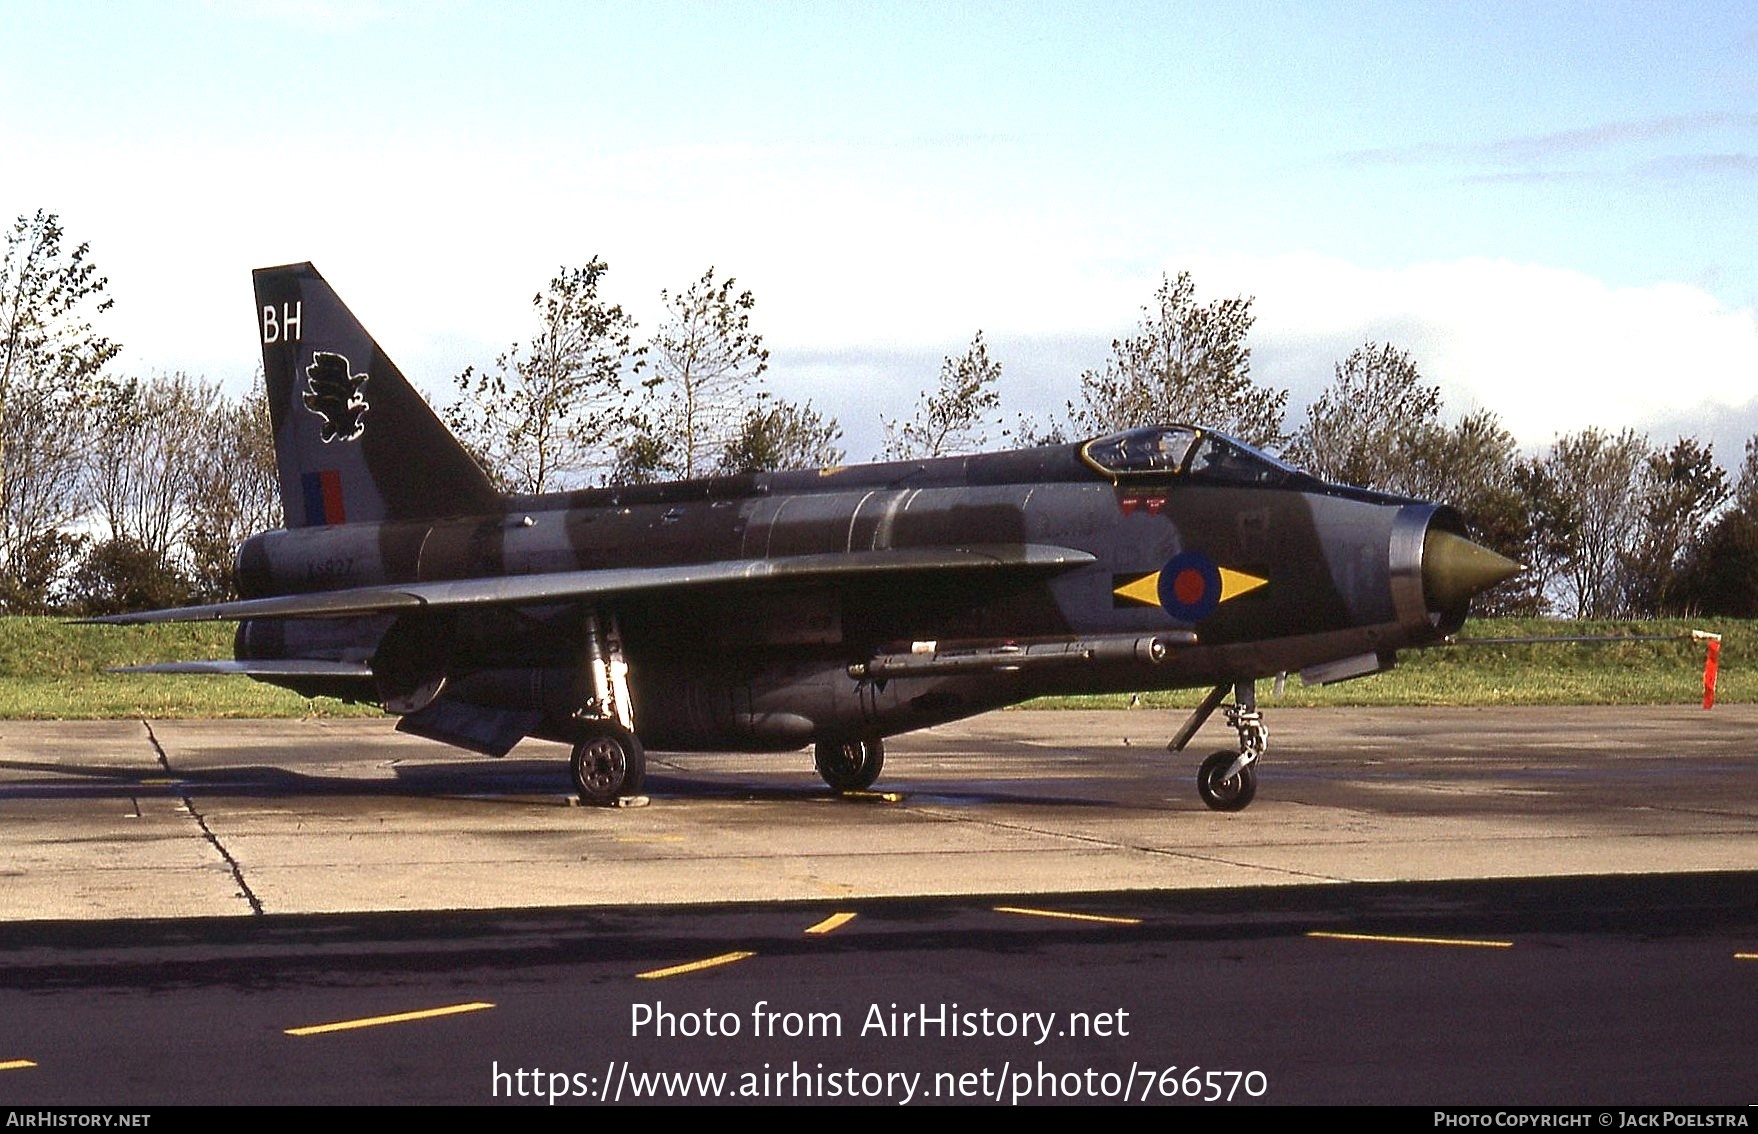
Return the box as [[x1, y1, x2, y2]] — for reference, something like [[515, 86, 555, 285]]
[[93, 263, 1519, 810]]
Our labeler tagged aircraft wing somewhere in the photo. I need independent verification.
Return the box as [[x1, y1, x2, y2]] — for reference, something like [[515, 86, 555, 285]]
[[81, 544, 1098, 625]]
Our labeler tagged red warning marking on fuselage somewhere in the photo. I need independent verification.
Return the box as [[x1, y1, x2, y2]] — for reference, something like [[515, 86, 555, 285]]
[[1118, 494, 1168, 516]]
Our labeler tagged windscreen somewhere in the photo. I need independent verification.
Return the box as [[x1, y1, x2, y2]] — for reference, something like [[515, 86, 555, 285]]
[[1082, 426, 1295, 486]]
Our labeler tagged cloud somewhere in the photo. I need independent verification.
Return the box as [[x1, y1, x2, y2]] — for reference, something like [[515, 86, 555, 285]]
[[1482, 113, 1758, 161], [1179, 252, 1758, 449], [31, 129, 1756, 466], [1335, 113, 1758, 182]]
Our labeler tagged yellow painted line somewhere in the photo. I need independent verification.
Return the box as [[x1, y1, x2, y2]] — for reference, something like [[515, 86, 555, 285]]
[[994, 906, 1143, 926], [614, 835, 686, 843], [285, 1001, 495, 1036], [636, 951, 756, 980], [1307, 931, 1512, 949], [806, 912, 857, 935], [0, 1059, 36, 1071], [140, 777, 177, 785]]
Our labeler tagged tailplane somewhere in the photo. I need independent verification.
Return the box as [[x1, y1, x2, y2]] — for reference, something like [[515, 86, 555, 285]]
[[254, 263, 498, 527]]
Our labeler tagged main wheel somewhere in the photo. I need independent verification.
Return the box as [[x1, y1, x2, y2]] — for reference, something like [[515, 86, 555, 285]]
[[1197, 750, 1257, 812], [571, 725, 645, 805], [814, 738, 884, 792]]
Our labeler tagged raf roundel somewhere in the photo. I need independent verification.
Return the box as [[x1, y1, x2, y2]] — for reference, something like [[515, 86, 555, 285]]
[[1157, 551, 1223, 622]]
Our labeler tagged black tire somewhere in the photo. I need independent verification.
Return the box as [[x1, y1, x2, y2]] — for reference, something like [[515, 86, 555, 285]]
[[1197, 749, 1257, 812], [571, 725, 645, 805], [815, 738, 884, 792]]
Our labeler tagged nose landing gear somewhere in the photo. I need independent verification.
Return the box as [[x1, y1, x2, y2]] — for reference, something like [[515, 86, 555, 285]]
[[1171, 680, 1266, 812]]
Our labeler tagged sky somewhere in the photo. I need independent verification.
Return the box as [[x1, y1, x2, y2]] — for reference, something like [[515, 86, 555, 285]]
[[4, 0, 1756, 464]]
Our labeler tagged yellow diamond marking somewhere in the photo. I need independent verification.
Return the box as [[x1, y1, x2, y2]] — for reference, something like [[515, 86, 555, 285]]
[[1112, 572, 1161, 606], [1112, 567, 1268, 608], [1218, 568, 1268, 601]]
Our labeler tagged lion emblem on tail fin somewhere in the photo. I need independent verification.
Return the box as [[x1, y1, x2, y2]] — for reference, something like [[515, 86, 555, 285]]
[[303, 351, 369, 442]]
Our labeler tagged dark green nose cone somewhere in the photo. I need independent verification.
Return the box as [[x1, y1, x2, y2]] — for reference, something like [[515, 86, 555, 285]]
[[1423, 529, 1522, 610]]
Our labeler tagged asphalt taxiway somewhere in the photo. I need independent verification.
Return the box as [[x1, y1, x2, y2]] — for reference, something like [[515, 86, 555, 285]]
[[2, 705, 1754, 921]]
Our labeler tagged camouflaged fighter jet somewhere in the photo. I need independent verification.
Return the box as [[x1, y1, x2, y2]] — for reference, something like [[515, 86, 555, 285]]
[[94, 262, 1520, 811]]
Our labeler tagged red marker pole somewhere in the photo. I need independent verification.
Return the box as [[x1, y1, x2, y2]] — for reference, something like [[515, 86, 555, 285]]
[[1694, 631, 1722, 710]]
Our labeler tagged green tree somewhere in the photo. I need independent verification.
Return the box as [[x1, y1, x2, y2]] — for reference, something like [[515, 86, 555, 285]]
[[719, 399, 844, 474], [1290, 341, 1441, 491], [0, 530, 85, 613], [882, 331, 1002, 460], [1497, 455, 1580, 616], [1621, 437, 1728, 615], [1675, 510, 1758, 616], [609, 419, 675, 486], [0, 210, 116, 402], [446, 260, 642, 493], [1069, 272, 1286, 448], [1672, 437, 1758, 616], [0, 210, 117, 606], [642, 268, 769, 479], [1398, 410, 1536, 613], [69, 536, 192, 617]]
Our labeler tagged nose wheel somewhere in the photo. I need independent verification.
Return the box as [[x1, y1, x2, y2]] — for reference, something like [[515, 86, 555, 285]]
[[1197, 750, 1257, 811]]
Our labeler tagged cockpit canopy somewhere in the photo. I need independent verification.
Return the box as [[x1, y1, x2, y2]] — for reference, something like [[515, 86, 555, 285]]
[[1080, 426, 1298, 487]]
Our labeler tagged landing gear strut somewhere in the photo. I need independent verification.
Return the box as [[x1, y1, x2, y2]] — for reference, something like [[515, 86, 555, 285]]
[[571, 609, 643, 806], [1170, 680, 1266, 812]]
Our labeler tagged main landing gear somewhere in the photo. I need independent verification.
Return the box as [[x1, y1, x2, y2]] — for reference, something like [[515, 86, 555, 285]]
[[815, 738, 885, 793], [1170, 679, 1266, 812], [571, 609, 645, 806]]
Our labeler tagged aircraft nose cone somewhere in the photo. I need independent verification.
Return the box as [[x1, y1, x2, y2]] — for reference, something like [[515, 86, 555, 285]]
[[1422, 528, 1522, 610]]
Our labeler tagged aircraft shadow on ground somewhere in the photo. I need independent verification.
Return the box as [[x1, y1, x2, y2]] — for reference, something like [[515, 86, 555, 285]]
[[0, 755, 1121, 809]]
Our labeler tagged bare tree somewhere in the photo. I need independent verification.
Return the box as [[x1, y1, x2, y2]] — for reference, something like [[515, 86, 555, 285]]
[[70, 373, 278, 610], [88, 374, 221, 564], [1546, 427, 1651, 618], [1069, 272, 1286, 448], [185, 376, 281, 599], [643, 268, 769, 479], [882, 331, 1001, 460], [446, 260, 642, 493]]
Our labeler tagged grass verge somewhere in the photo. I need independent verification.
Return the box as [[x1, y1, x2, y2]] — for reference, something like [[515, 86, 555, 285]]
[[0, 616, 1742, 719]]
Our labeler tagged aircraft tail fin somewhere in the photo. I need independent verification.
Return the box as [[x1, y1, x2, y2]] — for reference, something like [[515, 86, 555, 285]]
[[253, 263, 499, 528]]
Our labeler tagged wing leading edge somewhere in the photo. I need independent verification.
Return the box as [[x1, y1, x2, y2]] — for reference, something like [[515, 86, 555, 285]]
[[82, 543, 1099, 625]]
